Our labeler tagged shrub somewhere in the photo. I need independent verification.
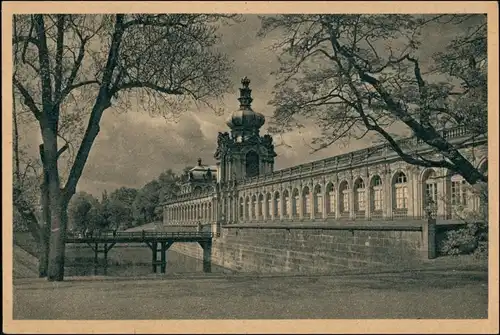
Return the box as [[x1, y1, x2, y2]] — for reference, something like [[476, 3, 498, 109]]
[[473, 240, 488, 260], [440, 182, 488, 258], [440, 224, 479, 256], [439, 222, 488, 256]]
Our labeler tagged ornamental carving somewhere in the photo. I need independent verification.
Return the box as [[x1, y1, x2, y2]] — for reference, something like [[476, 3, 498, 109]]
[[214, 131, 231, 159]]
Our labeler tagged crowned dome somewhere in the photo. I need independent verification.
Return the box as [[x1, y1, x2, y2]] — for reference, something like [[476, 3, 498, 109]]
[[226, 77, 265, 130]]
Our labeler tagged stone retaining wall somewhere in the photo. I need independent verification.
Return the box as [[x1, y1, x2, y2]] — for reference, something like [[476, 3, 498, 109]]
[[170, 223, 427, 273]]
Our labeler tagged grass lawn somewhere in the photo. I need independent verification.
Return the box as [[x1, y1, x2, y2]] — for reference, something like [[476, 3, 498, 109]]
[[13, 267, 488, 319]]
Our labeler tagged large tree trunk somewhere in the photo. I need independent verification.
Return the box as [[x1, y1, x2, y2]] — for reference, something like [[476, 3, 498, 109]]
[[46, 183, 68, 281], [40, 127, 67, 281], [38, 173, 50, 277]]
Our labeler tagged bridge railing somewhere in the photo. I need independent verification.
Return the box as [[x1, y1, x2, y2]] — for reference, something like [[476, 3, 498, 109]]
[[68, 231, 214, 240]]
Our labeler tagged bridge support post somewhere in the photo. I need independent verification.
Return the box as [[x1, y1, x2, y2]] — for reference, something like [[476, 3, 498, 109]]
[[160, 242, 167, 274], [94, 242, 99, 275], [151, 242, 158, 273], [199, 240, 212, 273], [103, 243, 108, 275]]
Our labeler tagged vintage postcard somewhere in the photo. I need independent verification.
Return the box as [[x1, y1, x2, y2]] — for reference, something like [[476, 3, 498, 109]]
[[3, 1, 498, 334]]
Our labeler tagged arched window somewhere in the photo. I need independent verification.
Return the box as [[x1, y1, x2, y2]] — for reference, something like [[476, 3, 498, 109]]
[[239, 197, 244, 219], [354, 178, 366, 213], [339, 181, 350, 215], [208, 203, 212, 221], [245, 151, 260, 178], [450, 174, 468, 206], [258, 194, 264, 219], [251, 195, 257, 219], [393, 171, 408, 215], [302, 186, 311, 216], [423, 170, 438, 215], [292, 188, 299, 218], [266, 193, 272, 218], [370, 175, 383, 217], [325, 182, 336, 217], [274, 192, 280, 217], [283, 190, 289, 217], [313, 185, 322, 216], [245, 196, 250, 220]]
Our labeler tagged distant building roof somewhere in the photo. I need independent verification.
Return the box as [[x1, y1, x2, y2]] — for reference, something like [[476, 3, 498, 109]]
[[188, 158, 217, 181]]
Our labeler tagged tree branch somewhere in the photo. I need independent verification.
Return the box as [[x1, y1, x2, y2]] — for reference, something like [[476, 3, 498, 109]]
[[112, 81, 184, 96], [63, 14, 126, 202], [33, 15, 54, 120], [13, 76, 42, 120], [53, 15, 65, 105]]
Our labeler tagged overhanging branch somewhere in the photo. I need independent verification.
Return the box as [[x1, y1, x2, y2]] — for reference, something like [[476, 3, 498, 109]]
[[13, 77, 42, 120], [112, 81, 184, 96]]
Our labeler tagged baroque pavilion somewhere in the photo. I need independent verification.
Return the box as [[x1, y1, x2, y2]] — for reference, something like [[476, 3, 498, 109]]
[[162, 77, 488, 233]]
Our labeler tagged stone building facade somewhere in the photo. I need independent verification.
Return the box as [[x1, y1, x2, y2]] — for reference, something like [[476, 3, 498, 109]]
[[162, 78, 488, 231]]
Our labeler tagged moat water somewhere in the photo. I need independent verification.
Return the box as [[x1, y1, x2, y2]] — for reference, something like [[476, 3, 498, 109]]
[[14, 232, 233, 277], [64, 244, 233, 277]]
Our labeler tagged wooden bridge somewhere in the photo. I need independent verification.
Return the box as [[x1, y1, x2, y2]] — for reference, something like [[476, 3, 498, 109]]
[[65, 231, 213, 275]]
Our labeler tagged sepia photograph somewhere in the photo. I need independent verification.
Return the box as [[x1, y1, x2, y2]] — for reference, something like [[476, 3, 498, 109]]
[[3, 1, 498, 334]]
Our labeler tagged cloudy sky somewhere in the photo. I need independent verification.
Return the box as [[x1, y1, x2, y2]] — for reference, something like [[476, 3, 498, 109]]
[[17, 14, 467, 197]]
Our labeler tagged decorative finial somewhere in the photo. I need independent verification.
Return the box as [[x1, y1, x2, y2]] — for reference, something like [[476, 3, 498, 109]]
[[238, 76, 253, 109], [198, 158, 202, 166], [241, 76, 251, 88]]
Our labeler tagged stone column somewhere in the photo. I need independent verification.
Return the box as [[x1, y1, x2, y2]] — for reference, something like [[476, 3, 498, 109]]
[[408, 169, 415, 217], [349, 180, 355, 220], [383, 171, 392, 218], [322, 181, 327, 220], [233, 195, 237, 223], [298, 188, 303, 220], [365, 182, 371, 220], [263, 195, 268, 221], [309, 184, 314, 220], [335, 182, 341, 220], [438, 169, 447, 218], [211, 198, 216, 222]]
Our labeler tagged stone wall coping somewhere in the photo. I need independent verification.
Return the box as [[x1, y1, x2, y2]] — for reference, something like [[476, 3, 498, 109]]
[[222, 222, 424, 231]]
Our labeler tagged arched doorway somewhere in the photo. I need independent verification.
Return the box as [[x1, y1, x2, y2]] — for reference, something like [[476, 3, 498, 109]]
[[353, 178, 366, 218], [239, 197, 244, 220], [283, 190, 289, 218], [325, 182, 336, 218], [313, 185, 322, 218], [258, 194, 264, 220], [339, 180, 350, 218], [274, 191, 281, 218], [302, 186, 311, 218], [266, 193, 272, 219], [292, 188, 299, 219]]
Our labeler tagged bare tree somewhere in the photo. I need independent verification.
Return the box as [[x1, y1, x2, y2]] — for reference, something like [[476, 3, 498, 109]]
[[12, 14, 237, 281], [259, 14, 487, 185]]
